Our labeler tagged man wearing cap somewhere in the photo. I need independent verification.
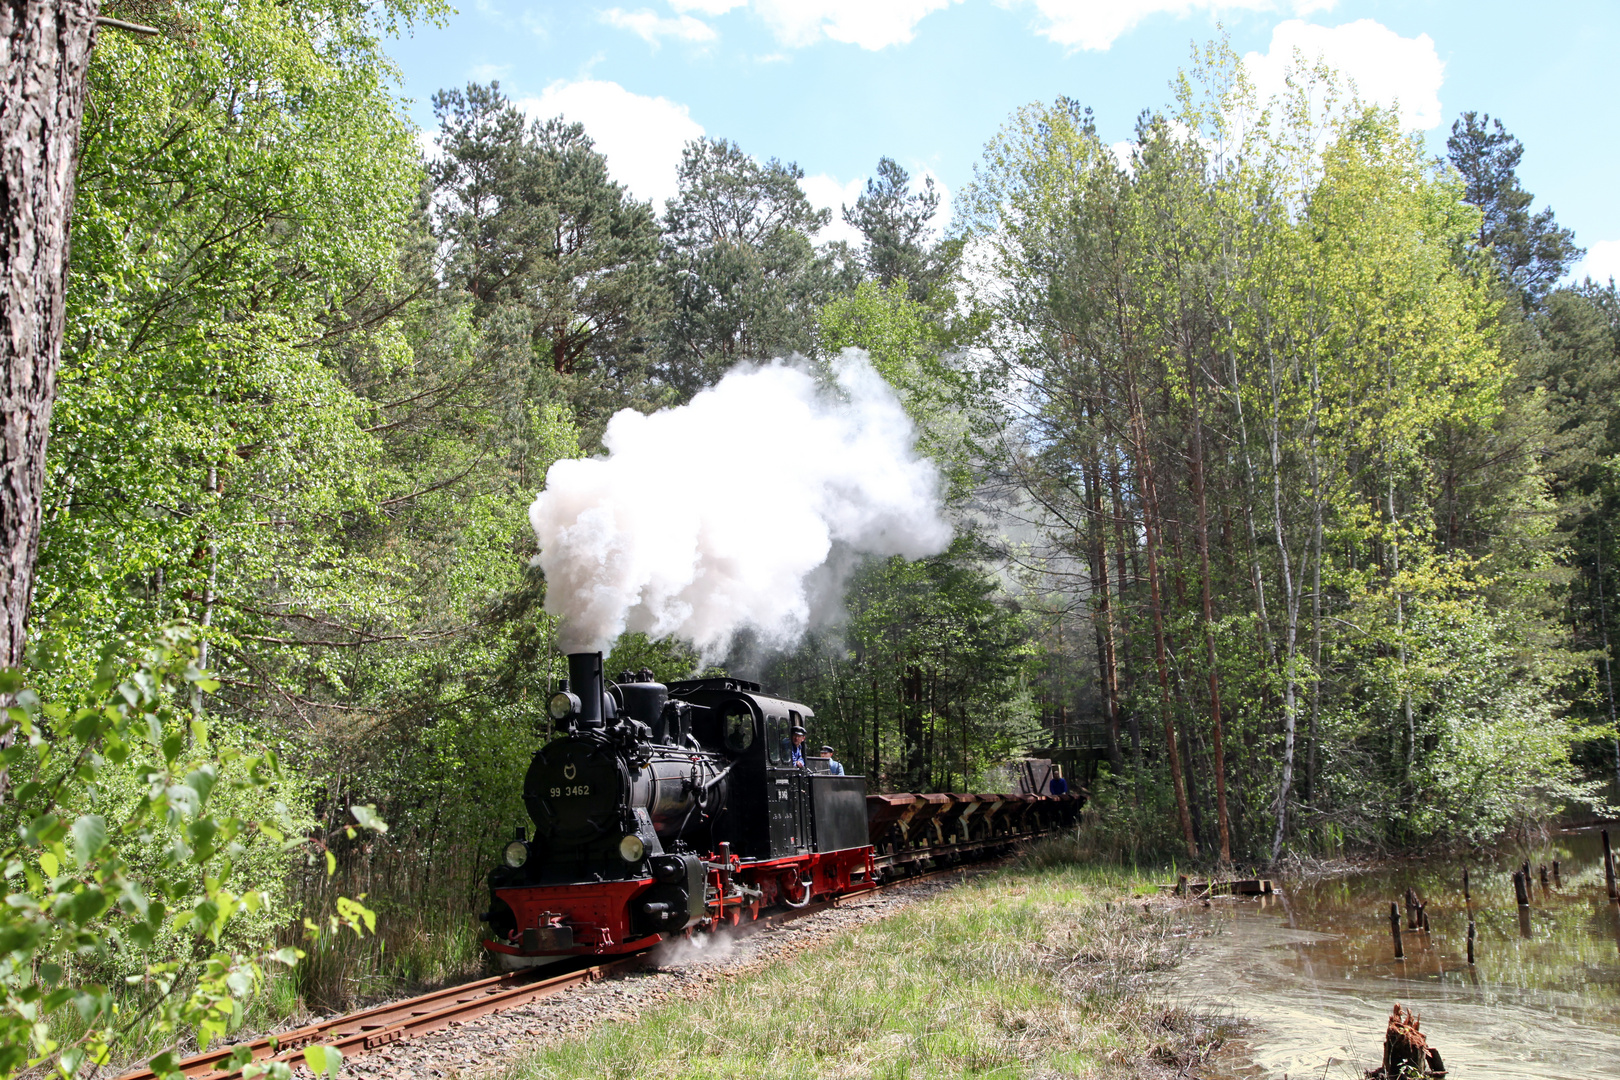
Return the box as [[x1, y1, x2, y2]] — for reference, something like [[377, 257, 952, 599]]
[[782, 725, 808, 767], [819, 746, 844, 775]]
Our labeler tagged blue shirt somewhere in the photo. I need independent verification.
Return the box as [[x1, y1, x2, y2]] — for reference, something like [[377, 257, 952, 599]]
[[826, 759, 844, 775]]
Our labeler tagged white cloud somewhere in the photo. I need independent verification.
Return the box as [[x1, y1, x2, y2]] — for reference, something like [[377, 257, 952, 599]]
[[518, 80, 705, 207], [670, 0, 960, 50], [801, 175, 867, 245], [1009, 0, 1335, 52], [1575, 240, 1620, 286], [602, 7, 718, 45], [669, 0, 747, 13], [1243, 19, 1444, 130], [802, 168, 953, 247]]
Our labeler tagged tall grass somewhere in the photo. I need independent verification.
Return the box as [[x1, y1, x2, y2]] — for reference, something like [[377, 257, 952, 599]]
[[288, 899, 490, 1014], [500, 838, 1237, 1079]]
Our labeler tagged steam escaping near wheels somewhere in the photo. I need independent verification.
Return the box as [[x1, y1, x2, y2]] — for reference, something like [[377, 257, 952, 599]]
[[530, 350, 952, 657]]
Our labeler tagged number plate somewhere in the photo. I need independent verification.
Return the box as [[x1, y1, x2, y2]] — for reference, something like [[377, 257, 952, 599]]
[[549, 784, 592, 797]]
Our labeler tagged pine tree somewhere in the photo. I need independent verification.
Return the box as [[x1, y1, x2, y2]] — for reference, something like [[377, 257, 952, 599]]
[[1447, 112, 1582, 307]]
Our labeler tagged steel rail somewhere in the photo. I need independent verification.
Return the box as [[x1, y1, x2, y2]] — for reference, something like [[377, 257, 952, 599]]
[[112, 853, 1009, 1080]]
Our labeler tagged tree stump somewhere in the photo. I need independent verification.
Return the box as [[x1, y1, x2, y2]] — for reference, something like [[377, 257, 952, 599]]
[[1367, 1003, 1445, 1078]]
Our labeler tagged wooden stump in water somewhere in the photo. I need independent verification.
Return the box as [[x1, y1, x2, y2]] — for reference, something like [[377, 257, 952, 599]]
[[1389, 901, 1404, 960], [1512, 870, 1530, 907], [1553, 859, 1561, 887], [1604, 830, 1616, 901], [1466, 919, 1476, 965], [1367, 1003, 1445, 1079]]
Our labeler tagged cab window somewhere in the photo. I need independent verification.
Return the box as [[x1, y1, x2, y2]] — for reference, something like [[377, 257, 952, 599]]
[[766, 715, 787, 765], [722, 702, 755, 753]]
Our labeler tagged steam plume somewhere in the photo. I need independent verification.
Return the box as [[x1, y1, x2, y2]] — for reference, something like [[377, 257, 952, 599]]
[[530, 351, 952, 656]]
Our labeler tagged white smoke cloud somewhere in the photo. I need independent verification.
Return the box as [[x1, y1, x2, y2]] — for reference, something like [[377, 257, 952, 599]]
[[531, 352, 953, 656]]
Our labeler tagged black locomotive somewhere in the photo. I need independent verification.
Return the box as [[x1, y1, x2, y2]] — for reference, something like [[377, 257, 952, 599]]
[[480, 651, 1081, 964]]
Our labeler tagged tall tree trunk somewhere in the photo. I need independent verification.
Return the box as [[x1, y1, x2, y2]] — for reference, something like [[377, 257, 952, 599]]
[[1084, 426, 1124, 770], [1227, 340, 1275, 662], [1189, 364, 1232, 863], [1108, 452, 1139, 757], [1389, 478, 1415, 797], [1598, 516, 1620, 797], [1305, 425, 1325, 807], [1128, 379, 1197, 858], [0, 0, 99, 670], [1268, 347, 1302, 864]]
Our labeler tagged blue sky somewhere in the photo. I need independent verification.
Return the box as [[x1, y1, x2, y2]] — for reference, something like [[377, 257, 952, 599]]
[[387, 0, 1620, 280]]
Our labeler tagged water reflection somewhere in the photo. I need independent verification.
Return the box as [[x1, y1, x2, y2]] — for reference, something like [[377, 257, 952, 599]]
[[1174, 828, 1620, 1079]]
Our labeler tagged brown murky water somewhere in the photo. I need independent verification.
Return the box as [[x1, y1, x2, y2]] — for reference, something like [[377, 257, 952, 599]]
[[1176, 828, 1620, 1079]]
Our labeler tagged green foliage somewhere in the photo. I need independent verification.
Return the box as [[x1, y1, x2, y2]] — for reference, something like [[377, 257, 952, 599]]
[[661, 137, 858, 395], [840, 157, 943, 302], [0, 628, 381, 1080], [958, 42, 1597, 859], [1446, 111, 1583, 307], [430, 83, 668, 441]]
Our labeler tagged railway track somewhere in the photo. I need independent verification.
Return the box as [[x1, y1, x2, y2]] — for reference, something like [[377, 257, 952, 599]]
[[114, 860, 993, 1080]]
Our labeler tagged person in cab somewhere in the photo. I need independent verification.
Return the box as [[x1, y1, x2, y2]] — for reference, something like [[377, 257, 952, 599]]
[[781, 725, 808, 767], [819, 746, 844, 775]]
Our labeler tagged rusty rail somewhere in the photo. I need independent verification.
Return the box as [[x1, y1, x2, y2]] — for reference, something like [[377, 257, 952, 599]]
[[112, 956, 640, 1080]]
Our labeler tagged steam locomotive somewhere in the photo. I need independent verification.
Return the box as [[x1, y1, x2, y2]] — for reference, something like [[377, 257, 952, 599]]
[[480, 651, 1082, 965]]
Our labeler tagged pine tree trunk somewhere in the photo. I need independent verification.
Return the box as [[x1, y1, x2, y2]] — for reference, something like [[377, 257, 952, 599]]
[[1108, 453, 1139, 757], [0, 0, 98, 670], [1129, 378, 1197, 858], [1190, 366, 1232, 863]]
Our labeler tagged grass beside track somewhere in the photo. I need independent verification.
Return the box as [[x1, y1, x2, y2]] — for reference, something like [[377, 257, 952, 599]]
[[499, 841, 1240, 1079]]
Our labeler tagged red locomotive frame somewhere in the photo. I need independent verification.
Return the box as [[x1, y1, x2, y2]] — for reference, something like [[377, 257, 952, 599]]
[[483, 790, 1079, 961]]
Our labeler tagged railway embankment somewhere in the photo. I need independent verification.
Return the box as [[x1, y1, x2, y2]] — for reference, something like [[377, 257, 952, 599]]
[[487, 844, 1243, 1080]]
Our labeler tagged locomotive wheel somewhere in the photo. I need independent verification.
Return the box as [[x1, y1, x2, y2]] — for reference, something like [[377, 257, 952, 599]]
[[725, 907, 741, 927], [780, 868, 812, 907]]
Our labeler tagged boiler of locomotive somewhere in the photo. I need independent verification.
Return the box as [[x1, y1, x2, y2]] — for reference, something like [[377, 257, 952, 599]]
[[521, 651, 729, 872]]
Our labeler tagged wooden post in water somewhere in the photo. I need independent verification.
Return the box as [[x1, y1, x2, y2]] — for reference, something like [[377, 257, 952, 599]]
[[1466, 919, 1476, 965], [1521, 861, 1531, 895], [1605, 830, 1617, 902], [1512, 870, 1530, 907], [1176, 873, 1187, 897], [1553, 859, 1561, 887], [1539, 864, 1550, 895], [1389, 901, 1404, 960]]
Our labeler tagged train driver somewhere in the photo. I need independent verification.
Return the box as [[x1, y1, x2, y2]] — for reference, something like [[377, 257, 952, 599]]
[[819, 746, 845, 775], [783, 725, 808, 767]]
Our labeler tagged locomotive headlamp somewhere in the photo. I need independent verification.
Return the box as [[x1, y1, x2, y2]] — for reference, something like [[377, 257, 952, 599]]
[[547, 691, 580, 721], [617, 834, 646, 863], [503, 840, 529, 869]]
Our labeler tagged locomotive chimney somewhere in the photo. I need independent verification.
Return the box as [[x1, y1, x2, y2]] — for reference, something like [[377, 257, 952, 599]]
[[567, 651, 606, 728]]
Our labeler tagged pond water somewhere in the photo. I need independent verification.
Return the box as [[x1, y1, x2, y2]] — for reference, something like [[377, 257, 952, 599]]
[[1175, 828, 1620, 1079]]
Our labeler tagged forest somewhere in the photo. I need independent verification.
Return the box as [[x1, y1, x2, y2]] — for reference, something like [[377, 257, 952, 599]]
[[6, 0, 1620, 1073]]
